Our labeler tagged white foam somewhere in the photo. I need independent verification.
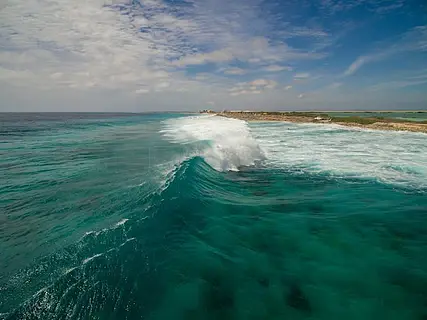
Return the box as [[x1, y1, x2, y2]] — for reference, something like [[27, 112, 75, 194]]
[[82, 253, 103, 264], [83, 230, 96, 237], [115, 219, 128, 227], [63, 267, 77, 275], [250, 121, 427, 190], [161, 115, 265, 171], [120, 237, 136, 247]]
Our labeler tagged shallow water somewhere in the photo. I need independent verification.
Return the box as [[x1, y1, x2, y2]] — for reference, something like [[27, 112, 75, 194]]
[[1, 113, 426, 320]]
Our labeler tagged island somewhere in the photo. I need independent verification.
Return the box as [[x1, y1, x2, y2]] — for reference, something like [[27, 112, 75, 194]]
[[207, 111, 427, 134]]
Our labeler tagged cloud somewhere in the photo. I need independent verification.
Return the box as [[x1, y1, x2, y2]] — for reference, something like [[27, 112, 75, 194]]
[[373, 2, 405, 13], [228, 78, 277, 96], [319, 0, 406, 15], [328, 82, 342, 89], [194, 73, 210, 80], [249, 79, 277, 88], [135, 88, 150, 94], [294, 73, 310, 79], [173, 49, 234, 67], [229, 90, 247, 97], [0, 0, 334, 103], [0, 0, 328, 95], [280, 27, 329, 38], [0, 0, 192, 91], [263, 65, 292, 72], [248, 58, 261, 63], [223, 67, 247, 75], [156, 82, 171, 89], [172, 36, 325, 68], [250, 79, 269, 86], [344, 57, 367, 76], [230, 90, 262, 96]]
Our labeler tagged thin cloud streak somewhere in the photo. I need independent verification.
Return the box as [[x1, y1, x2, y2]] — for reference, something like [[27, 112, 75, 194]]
[[343, 25, 427, 76]]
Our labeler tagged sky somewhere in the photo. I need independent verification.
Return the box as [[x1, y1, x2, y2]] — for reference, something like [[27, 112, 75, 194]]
[[0, 0, 426, 111]]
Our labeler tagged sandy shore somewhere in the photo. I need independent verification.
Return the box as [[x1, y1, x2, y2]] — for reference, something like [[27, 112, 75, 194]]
[[214, 112, 427, 134]]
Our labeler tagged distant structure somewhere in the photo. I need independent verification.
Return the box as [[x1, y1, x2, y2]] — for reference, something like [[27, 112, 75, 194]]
[[314, 116, 332, 122]]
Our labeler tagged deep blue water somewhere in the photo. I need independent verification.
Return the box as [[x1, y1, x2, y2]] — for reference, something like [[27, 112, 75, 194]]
[[1, 113, 427, 320]]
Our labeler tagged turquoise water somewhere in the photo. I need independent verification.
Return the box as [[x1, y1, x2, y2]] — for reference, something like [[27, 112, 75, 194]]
[[1, 113, 427, 320]]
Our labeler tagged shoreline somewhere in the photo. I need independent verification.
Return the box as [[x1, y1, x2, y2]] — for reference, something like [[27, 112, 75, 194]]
[[211, 111, 427, 134]]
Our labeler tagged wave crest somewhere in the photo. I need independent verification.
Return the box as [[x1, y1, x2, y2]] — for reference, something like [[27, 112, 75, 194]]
[[161, 115, 265, 171]]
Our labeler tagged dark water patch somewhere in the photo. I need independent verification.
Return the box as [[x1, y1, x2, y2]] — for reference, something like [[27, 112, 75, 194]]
[[202, 271, 235, 315], [258, 276, 270, 288], [286, 283, 312, 313]]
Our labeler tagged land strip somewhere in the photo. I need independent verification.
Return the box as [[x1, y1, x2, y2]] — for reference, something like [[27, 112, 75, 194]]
[[212, 111, 427, 133]]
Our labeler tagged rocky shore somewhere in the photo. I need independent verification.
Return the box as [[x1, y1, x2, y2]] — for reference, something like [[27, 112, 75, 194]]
[[214, 111, 427, 134]]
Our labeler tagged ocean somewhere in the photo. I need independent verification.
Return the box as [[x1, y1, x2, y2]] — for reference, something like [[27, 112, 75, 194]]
[[1, 113, 427, 320]]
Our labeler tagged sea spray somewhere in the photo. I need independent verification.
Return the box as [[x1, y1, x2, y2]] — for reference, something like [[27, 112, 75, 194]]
[[161, 115, 265, 171]]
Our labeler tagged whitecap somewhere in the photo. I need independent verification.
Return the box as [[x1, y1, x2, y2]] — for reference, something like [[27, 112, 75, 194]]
[[115, 219, 128, 227], [161, 115, 265, 171]]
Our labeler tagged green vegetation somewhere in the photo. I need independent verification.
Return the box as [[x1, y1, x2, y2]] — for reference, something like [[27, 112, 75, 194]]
[[286, 111, 326, 118], [330, 116, 379, 125], [329, 116, 427, 125]]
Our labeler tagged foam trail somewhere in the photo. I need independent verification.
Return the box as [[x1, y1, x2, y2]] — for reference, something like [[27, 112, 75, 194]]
[[82, 253, 103, 264], [161, 115, 265, 171]]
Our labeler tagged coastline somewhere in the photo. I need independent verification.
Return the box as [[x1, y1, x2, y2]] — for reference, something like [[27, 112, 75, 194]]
[[211, 111, 427, 134]]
